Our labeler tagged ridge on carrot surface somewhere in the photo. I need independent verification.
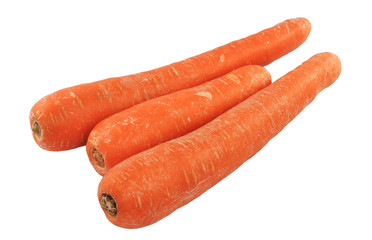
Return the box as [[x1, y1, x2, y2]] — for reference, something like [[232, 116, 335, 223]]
[[30, 17, 311, 151], [87, 65, 271, 175], [98, 52, 341, 229]]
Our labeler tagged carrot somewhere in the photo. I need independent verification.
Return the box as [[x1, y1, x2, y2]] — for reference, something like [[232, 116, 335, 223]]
[[97, 52, 341, 228], [87, 65, 271, 175], [29, 17, 311, 151]]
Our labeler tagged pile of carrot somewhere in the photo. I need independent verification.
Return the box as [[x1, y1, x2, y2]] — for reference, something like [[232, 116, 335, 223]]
[[29, 18, 341, 229]]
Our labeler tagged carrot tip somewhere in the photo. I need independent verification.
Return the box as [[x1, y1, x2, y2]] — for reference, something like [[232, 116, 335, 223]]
[[31, 119, 41, 138], [92, 148, 105, 168], [100, 193, 117, 216]]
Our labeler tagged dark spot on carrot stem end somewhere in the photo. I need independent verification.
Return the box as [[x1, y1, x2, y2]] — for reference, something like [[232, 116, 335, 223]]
[[92, 148, 105, 168], [32, 119, 41, 138], [101, 193, 117, 216]]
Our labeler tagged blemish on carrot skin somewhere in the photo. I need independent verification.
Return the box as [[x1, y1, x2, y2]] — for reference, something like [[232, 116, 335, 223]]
[[143, 89, 150, 100], [201, 162, 207, 172], [170, 66, 181, 80], [220, 54, 225, 63], [116, 82, 124, 92], [103, 88, 111, 102], [191, 169, 198, 184], [153, 78, 161, 90], [180, 116, 187, 126], [149, 196, 153, 207], [121, 175, 127, 181], [213, 150, 220, 159], [218, 79, 229, 85], [137, 196, 143, 208], [195, 91, 212, 100], [134, 197, 138, 208], [175, 122, 180, 132], [49, 112, 56, 124], [166, 187, 171, 198], [70, 91, 84, 108], [236, 124, 245, 133], [157, 130, 163, 140], [76, 98, 84, 108], [167, 147, 175, 153], [284, 23, 290, 34], [175, 141, 189, 149], [210, 161, 215, 172], [97, 92, 102, 101], [148, 156, 159, 163], [183, 170, 190, 186], [226, 74, 241, 84], [80, 135, 85, 144], [59, 111, 64, 121]]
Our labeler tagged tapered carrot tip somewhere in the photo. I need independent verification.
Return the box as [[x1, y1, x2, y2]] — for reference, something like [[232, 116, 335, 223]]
[[317, 52, 341, 86], [297, 17, 311, 35]]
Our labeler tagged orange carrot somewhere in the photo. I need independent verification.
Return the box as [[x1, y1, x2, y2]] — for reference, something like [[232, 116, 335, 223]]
[[98, 52, 341, 228], [30, 18, 311, 151], [87, 65, 271, 175]]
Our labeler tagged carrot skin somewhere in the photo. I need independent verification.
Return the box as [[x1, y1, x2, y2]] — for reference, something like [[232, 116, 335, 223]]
[[98, 52, 341, 228], [87, 65, 271, 175], [30, 18, 311, 151]]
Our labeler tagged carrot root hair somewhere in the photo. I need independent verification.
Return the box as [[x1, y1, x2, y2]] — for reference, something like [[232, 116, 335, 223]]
[[92, 148, 105, 168], [100, 193, 117, 216], [31, 119, 41, 138]]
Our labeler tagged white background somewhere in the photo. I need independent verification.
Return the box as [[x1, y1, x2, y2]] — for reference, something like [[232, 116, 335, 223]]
[[1, 0, 371, 239]]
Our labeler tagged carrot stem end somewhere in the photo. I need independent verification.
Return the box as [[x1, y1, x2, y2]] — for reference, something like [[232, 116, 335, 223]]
[[100, 193, 117, 216], [32, 119, 41, 138], [92, 148, 105, 168]]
